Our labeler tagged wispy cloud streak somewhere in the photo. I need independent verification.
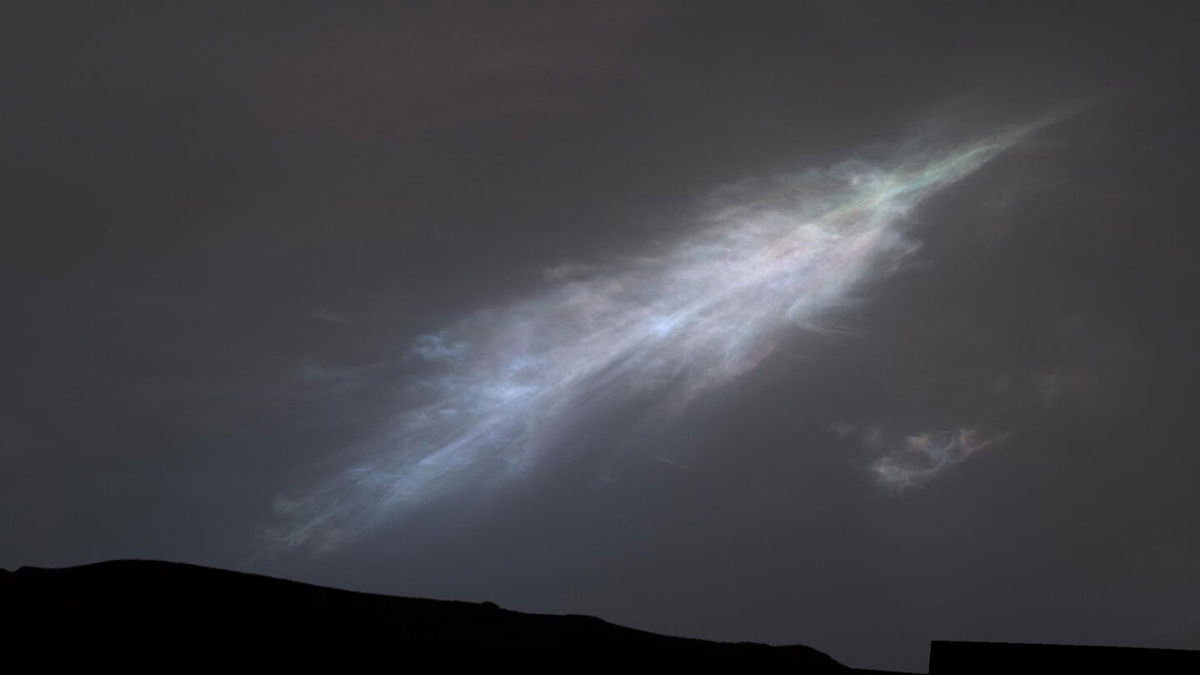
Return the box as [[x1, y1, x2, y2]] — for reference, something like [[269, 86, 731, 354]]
[[269, 118, 1060, 551], [872, 428, 1002, 491]]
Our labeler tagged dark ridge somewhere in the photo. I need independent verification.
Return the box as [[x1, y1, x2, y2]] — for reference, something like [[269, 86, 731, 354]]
[[1, 559, 881, 671], [930, 640, 1200, 674]]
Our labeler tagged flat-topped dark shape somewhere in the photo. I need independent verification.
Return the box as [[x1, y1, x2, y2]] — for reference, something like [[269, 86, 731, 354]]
[[930, 640, 1200, 674], [2, 559, 872, 670]]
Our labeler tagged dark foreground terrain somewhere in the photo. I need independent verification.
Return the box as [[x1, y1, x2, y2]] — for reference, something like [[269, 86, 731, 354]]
[[1, 559, 876, 671], [928, 640, 1200, 674], [5, 560, 1197, 672]]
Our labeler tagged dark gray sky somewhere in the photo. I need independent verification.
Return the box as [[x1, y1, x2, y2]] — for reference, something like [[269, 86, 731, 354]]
[[3, 2, 1199, 671]]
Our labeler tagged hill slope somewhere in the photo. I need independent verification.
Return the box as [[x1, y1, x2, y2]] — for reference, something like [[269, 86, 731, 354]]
[[2, 559, 868, 670]]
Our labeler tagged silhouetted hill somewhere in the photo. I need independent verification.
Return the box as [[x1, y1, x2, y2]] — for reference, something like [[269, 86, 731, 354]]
[[1, 559, 882, 670], [929, 640, 1200, 674]]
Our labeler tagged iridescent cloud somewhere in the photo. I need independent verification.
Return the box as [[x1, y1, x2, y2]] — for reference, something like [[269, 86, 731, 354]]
[[872, 428, 1003, 491], [268, 117, 1061, 551]]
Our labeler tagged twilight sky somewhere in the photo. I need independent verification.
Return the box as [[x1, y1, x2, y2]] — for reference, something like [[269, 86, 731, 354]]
[[3, 2, 1199, 671]]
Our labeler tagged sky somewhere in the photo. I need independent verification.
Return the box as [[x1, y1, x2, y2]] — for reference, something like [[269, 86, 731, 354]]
[[3, 2, 1199, 671]]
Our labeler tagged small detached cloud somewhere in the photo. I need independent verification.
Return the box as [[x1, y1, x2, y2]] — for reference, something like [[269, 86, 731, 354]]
[[407, 331, 468, 363], [309, 308, 350, 323], [543, 262, 602, 281], [870, 428, 1000, 491]]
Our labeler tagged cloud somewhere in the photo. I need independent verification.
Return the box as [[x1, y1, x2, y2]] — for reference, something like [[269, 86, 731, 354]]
[[265, 117, 1063, 552], [871, 428, 1001, 491], [407, 332, 469, 363], [542, 262, 602, 281], [309, 309, 349, 323]]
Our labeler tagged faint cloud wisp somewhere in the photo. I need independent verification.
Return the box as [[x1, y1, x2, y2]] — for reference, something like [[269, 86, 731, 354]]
[[871, 428, 1003, 491]]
